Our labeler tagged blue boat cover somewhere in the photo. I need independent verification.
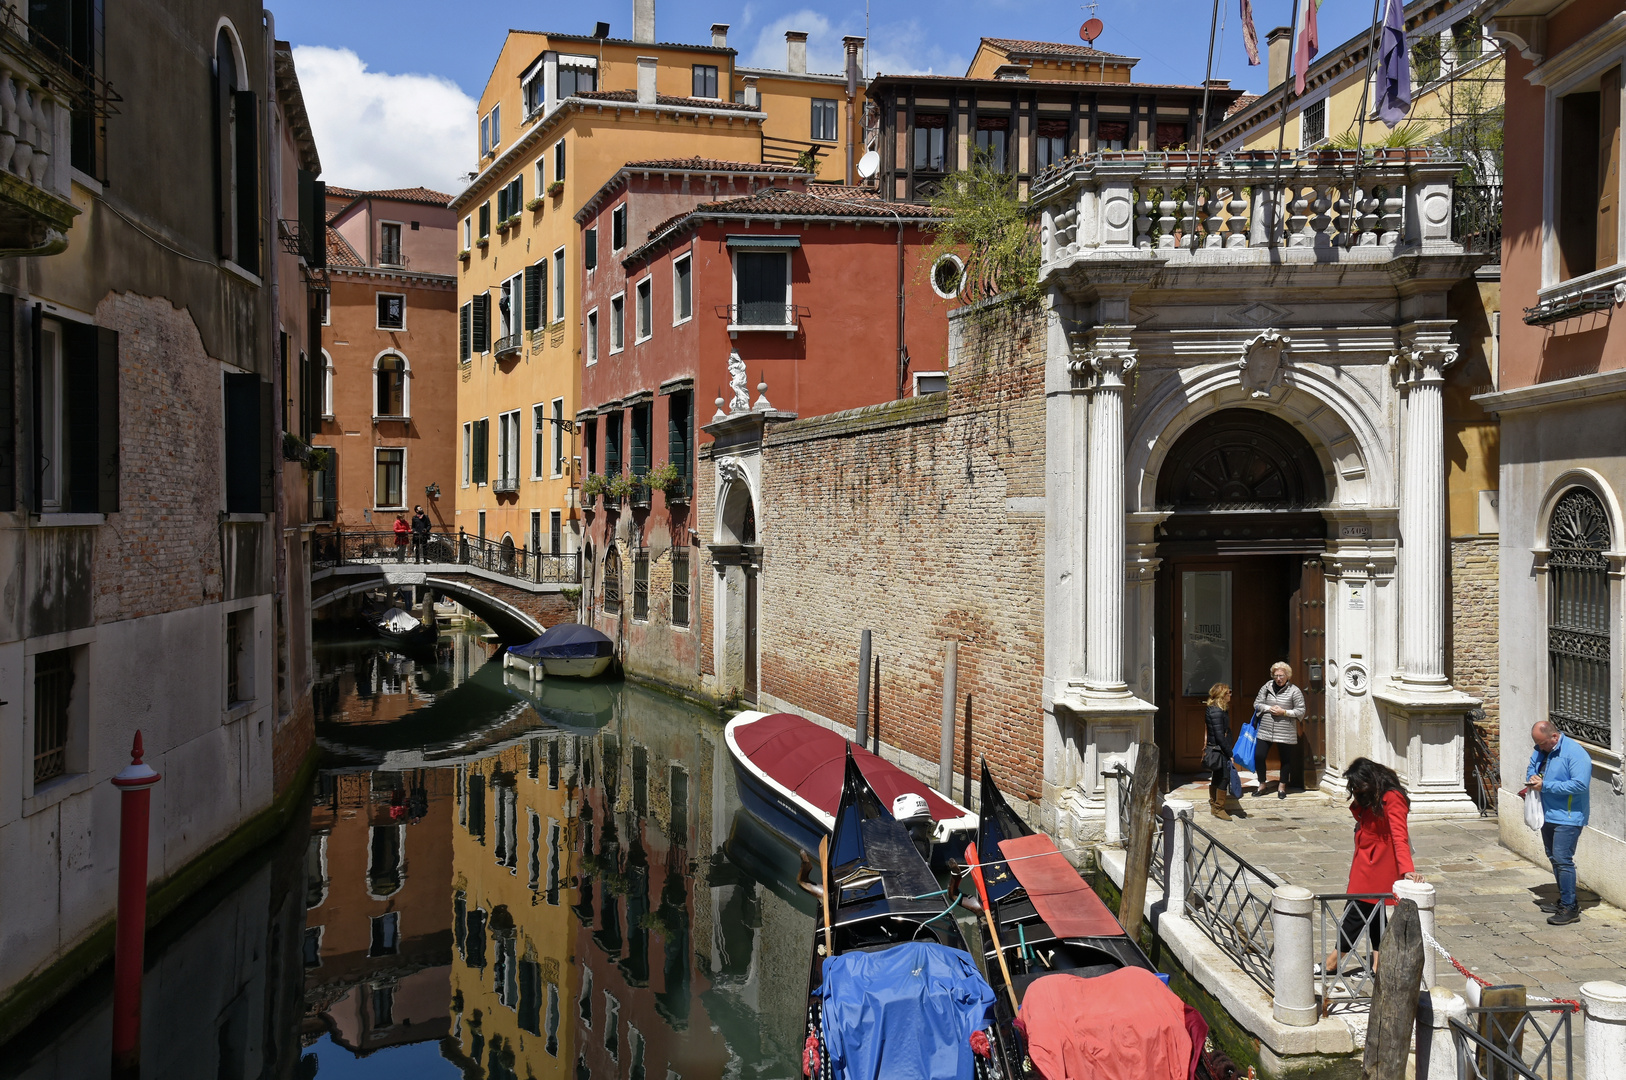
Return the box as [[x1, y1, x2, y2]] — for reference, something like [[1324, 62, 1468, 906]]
[[818, 942, 995, 1080], [509, 622, 613, 660]]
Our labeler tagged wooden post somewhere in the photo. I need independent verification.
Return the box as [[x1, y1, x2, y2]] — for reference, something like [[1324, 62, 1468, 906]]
[[1361, 898, 1426, 1080], [1117, 742, 1161, 940], [1477, 984, 1527, 1080]]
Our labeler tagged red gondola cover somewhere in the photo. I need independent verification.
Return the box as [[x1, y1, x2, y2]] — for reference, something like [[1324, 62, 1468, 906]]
[[997, 833, 1125, 940], [1014, 968, 1192, 1080]]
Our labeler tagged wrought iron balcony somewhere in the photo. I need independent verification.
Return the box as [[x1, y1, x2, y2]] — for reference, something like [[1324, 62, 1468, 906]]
[[494, 332, 522, 358], [492, 475, 520, 494], [721, 302, 807, 338]]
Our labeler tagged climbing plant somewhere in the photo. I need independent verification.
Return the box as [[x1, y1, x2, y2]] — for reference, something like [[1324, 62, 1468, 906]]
[[922, 147, 1042, 310]]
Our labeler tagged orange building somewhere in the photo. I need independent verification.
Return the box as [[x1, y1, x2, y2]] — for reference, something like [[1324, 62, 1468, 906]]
[[316, 187, 460, 536]]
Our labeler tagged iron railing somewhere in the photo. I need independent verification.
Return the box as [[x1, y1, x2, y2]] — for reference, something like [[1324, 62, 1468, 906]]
[[1109, 764, 1165, 891], [718, 302, 808, 328], [312, 528, 581, 585], [1452, 1004, 1575, 1080], [1182, 818, 1279, 993], [1313, 893, 1391, 1011], [494, 333, 522, 357], [1453, 182, 1502, 257], [1467, 707, 1500, 817]]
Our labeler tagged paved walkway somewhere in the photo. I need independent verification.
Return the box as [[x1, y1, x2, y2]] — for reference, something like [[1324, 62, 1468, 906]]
[[1170, 780, 1626, 1075]]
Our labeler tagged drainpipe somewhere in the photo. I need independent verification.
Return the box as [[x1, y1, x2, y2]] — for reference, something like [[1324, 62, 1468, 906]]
[[896, 220, 907, 398]]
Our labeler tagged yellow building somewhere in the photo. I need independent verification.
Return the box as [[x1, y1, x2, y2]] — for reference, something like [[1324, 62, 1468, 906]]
[[964, 36, 1137, 83], [451, 10, 866, 556]]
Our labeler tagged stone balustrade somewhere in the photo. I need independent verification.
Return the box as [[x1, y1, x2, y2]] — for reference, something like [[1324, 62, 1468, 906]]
[[0, 18, 82, 255], [1035, 150, 1465, 266]]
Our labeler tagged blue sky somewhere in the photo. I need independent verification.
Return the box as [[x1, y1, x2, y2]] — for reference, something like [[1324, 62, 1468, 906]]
[[273, 0, 1392, 192]]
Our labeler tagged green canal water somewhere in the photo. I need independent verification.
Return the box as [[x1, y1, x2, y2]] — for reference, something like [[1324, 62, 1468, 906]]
[[2, 629, 816, 1079]]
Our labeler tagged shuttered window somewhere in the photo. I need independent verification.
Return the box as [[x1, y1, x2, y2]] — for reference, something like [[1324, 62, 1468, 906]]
[[584, 227, 598, 271], [1557, 68, 1622, 282], [33, 313, 119, 514], [735, 252, 789, 326], [214, 30, 261, 273], [630, 403, 651, 476], [525, 262, 545, 330], [603, 547, 621, 615], [223, 371, 271, 513], [471, 418, 489, 484], [612, 204, 627, 250], [459, 302, 472, 361], [604, 411, 622, 477], [478, 201, 491, 239], [667, 390, 692, 486], [471, 293, 491, 353]]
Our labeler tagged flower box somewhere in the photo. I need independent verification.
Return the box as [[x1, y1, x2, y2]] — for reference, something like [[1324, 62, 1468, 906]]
[[476, 236, 489, 248], [548, 180, 565, 198], [458, 248, 471, 261], [526, 197, 545, 211]]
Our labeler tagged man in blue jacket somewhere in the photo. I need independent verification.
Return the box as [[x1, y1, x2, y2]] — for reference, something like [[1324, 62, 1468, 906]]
[[1525, 720, 1593, 925]]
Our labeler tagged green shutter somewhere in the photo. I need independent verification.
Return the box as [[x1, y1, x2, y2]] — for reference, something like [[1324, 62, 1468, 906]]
[[479, 201, 490, 238], [472, 294, 490, 352], [667, 391, 691, 479], [585, 227, 597, 270], [96, 327, 119, 513], [605, 412, 621, 476], [215, 69, 234, 259], [630, 404, 649, 475], [234, 91, 260, 275], [460, 302, 471, 360], [524, 263, 542, 331], [473, 419, 488, 483], [223, 372, 259, 512], [63, 320, 98, 513]]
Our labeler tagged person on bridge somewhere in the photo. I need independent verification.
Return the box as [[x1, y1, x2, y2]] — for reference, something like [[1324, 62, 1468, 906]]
[[412, 505, 432, 563], [1524, 720, 1592, 925], [1322, 757, 1423, 977], [393, 512, 410, 562]]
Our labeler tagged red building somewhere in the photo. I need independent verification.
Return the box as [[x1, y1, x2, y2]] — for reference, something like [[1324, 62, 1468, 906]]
[[575, 161, 954, 690]]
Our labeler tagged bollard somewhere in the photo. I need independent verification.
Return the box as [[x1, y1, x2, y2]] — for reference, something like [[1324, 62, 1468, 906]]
[[111, 732, 162, 1079], [1271, 884, 1318, 1027], [1582, 981, 1626, 1079], [1421, 987, 1467, 1080], [938, 640, 957, 793], [1163, 799, 1192, 919], [1394, 878, 1437, 989]]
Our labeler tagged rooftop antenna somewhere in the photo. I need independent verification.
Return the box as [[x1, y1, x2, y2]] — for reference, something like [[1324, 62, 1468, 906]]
[[1080, 2, 1104, 46]]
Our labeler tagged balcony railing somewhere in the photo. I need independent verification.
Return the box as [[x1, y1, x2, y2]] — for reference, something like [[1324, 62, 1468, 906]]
[[492, 475, 520, 494], [720, 303, 808, 337], [494, 333, 522, 357], [1453, 182, 1502, 258], [313, 527, 582, 585]]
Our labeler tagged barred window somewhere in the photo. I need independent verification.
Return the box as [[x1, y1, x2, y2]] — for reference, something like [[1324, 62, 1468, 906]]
[[603, 547, 621, 615], [1548, 488, 1612, 746], [33, 649, 74, 784], [672, 548, 690, 627], [632, 550, 650, 621]]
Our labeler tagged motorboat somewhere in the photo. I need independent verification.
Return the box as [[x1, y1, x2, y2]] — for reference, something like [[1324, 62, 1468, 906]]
[[725, 710, 976, 869], [504, 622, 614, 678]]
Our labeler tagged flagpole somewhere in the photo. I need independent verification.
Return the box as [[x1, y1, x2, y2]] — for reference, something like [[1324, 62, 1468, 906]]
[[1274, 0, 1303, 156], [1352, 0, 1386, 153], [1192, 0, 1223, 250]]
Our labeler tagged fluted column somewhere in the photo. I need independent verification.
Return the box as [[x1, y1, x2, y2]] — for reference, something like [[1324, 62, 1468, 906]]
[[1077, 339, 1136, 693], [1394, 339, 1456, 687]]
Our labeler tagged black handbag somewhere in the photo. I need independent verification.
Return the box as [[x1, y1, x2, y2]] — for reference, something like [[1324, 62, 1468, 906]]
[[1201, 745, 1226, 772]]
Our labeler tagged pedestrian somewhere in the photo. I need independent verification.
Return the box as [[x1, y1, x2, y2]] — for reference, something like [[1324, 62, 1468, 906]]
[[1252, 661, 1305, 800], [1204, 682, 1238, 820], [1524, 720, 1591, 925], [1321, 757, 1421, 975], [392, 512, 409, 562], [411, 504, 432, 563]]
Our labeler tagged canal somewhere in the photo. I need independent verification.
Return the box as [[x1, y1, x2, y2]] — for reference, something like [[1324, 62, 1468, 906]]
[[2, 629, 816, 1079]]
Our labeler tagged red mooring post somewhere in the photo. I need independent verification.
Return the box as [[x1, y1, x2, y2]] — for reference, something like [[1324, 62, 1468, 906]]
[[111, 731, 160, 1079]]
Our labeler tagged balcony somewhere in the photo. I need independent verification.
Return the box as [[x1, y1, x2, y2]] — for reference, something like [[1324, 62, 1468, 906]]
[[721, 302, 807, 339], [0, 11, 94, 256], [493, 332, 522, 358], [492, 475, 520, 494], [629, 480, 651, 509]]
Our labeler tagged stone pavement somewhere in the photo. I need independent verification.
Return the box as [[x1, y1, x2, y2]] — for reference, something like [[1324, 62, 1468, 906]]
[[1170, 780, 1626, 1076]]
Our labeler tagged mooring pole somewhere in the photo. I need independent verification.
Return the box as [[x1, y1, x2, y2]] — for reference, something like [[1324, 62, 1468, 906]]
[[112, 731, 161, 1079], [855, 629, 872, 745], [938, 640, 958, 792]]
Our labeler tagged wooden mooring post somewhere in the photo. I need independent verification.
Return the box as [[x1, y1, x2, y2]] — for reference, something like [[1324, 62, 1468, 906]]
[[1117, 742, 1160, 941], [1361, 898, 1425, 1080]]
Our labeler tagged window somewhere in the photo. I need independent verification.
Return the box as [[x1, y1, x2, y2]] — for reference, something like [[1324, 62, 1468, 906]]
[[32, 648, 75, 784], [544, 980, 560, 1056], [302, 927, 323, 968], [552, 398, 565, 475], [224, 371, 270, 514], [584, 417, 598, 476], [215, 28, 260, 273], [471, 292, 490, 353], [1155, 121, 1189, 150], [317, 290, 331, 326], [554, 139, 567, 183], [734, 251, 791, 326], [1302, 100, 1326, 146], [519, 958, 542, 1034], [523, 262, 545, 331], [1412, 34, 1443, 85], [1557, 69, 1622, 281], [225, 608, 253, 705], [550, 510, 562, 554], [673, 254, 692, 323], [478, 201, 491, 239], [33, 315, 120, 514], [478, 509, 486, 539], [612, 204, 628, 251], [629, 403, 651, 481], [604, 411, 622, 477], [369, 911, 400, 956], [1548, 488, 1612, 747], [586, 308, 599, 364], [529, 510, 542, 556], [497, 410, 521, 488], [523, 70, 544, 117], [480, 112, 489, 157], [553, 248, 566, 321], [496, 177, 522, 223], [632, 549, 649, 620], [30, 0, 103, 177], [499, 275, 519, 341], [320, 350, 334, 417], [585, 226, 598, 271], [974, 115, 1010, 171], [375, 448, 404, 508], [931, 253, 965, 298], [604, 994, 620, 1058], [462, 216, 472, 250], [462, 423, 471, 486], [603, 547, 621, 614], [610, 293, 625, 352], [666, 389, 692, 496], [579, 968, 594, 1026], [534, 157, 548, 201], [376, 292, 405, 330], [380, 222, 403, 266], [672, 547, 690, 627], [1452, 16, 1482, 64], [913, 114, 947, 170], [375, 354, 407, 417], [532, 404, 547, 479], [692, 64, 718, 99], [481, 103, 500, 156], [635, 277, 652, 341], [1096, 119, 1129, 150], [311, 446, 337, 521], [558, 58, 597, 98], [1036, 118, 1068, 171], [811, 98, 838, 142]]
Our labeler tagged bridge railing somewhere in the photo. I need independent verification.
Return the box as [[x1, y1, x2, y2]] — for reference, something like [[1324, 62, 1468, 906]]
[[312, 528, 582, 586]]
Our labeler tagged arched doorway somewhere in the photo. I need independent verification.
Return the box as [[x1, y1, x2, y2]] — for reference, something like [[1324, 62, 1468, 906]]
[[714, 478, 759, 703], [1154, 409, 1331, 778]]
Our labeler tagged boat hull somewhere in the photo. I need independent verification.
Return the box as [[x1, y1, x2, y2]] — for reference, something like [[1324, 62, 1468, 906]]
[[541, 654, 612, 678]]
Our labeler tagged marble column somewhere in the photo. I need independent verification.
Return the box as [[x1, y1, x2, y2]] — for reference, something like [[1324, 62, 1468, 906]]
[[1079, 338, 1136, 693], [1394, 339, 1456, 688]]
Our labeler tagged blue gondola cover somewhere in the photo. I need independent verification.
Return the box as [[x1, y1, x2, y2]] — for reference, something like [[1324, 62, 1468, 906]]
[[508, 622, 613, 660], [818, 941, 995, 1080]]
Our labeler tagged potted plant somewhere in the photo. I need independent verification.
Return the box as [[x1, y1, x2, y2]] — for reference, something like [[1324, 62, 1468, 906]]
[[458, 247, 471, 261], [548, 180, 565, 198], [606, 471, 634, 504], [629, 477, 651, 509], [476, 235, 489, 249], [526, 196, 545, 212], [580, 472, 608, 508], [644, 461, 686, 501]]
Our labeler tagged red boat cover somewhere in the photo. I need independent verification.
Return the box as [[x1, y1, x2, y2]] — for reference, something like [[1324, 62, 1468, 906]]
[[732, 713, 965, 823], [1014, 968, 1192, 1080], [998, 834, 1125, 939]]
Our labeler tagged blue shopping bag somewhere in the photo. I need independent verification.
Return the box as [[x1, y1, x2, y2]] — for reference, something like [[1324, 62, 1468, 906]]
[[1227, 760, 1243, 799], [1232, 717, 1259, 773]]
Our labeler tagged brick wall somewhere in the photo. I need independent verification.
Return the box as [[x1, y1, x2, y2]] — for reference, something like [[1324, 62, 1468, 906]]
[[1451, 536, 1500, 794]]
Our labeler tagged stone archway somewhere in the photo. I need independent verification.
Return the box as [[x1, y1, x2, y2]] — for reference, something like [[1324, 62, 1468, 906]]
[[1155, 409, 1329, 510], [712, 470, 760, 704]]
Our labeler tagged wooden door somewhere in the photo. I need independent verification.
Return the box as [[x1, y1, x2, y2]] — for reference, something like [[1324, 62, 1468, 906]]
[[1290, 556, 1328, 785]]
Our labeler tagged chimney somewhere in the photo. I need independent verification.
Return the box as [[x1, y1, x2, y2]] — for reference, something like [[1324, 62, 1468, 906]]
[[1267, 26, 1291, 90], [786, 30, 808, 74], [633, 0, 655, 45], [993, 62, 1031, 81], [711, 23, 729, 48], [637, 56, 657, 104], [742, 73, 759, 109], [843, 37, 864, 184]]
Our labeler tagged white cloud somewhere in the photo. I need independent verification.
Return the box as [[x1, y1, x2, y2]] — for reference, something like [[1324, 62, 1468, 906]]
[[291, 46, 476, 196], [742, 9, 967, 77]]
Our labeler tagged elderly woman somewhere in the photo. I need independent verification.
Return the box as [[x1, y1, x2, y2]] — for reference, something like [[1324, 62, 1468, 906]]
[[1252, 661, 1305, 800]]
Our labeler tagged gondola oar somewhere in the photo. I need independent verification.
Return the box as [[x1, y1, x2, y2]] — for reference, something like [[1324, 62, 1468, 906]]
[[818, 834, 835, 957], [968, 844, 1020, 1014]]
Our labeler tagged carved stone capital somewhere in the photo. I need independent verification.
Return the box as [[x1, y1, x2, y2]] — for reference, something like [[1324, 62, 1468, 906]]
[[1388, 340, 1458, 387], [1068, 346, 1138, 389], [1238, 329, 1291, 399]]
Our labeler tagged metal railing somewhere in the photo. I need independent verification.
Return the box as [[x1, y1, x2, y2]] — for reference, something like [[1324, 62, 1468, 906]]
[[718, 302, 808, 328], [1453, 182, 1502, 258], [1467, 707, 1500, 818], [494, 333, 522, 357], [1313, 893, 1391, 1011], [1109, 764, 1165, 891], [312, 527, 581, 585], [1452, 1004, 1574, 1080], [1182, 818, 1279, 993]]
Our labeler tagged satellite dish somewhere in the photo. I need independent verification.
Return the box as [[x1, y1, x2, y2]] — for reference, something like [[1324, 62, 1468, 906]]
[[857, 150, 880, 179], [1081, 18, 1104, 44]]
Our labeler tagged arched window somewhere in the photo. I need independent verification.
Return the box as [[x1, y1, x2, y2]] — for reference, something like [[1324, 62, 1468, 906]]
[[375, 353, 408, 418], [603, 547, 622, 615], [320, 349, 334, 418], [1549, 488, 1613, 747]]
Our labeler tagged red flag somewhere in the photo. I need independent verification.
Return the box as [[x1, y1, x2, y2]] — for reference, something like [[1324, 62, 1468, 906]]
[[1241, 0, 1261, 65], [1294, 0, 1320, 94]]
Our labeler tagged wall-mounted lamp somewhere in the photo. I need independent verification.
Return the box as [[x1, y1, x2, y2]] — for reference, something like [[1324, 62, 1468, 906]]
[[425, 483, 442, 499]]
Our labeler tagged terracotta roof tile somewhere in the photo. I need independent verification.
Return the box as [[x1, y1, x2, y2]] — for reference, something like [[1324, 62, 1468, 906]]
[[981, 37, 1135, 62], [326, 226, 364, 268], [694, 186, 949, 220], [325, 185, 454, 207], [571, 88, 758, 112], [1225, 92, 1261, 117], [619, 157, 806, 173]]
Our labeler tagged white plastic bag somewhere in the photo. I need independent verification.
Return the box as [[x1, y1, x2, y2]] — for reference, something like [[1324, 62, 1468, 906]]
[[1523, 788, 1545, 831]]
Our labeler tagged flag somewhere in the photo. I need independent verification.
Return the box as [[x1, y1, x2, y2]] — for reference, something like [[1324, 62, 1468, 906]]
[[1294, 0, 1320, 95], [1376, 0, 1413, 126], [1241, 0, 1261, 65]]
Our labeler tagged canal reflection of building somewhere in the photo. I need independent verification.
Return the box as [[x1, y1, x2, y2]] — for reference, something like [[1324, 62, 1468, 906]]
[[302, 767, 455, 1057], [312, 630, 490, 727]]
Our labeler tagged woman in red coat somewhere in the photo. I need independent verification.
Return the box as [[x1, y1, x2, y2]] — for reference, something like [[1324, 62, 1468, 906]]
[[1322, 757, 1425, 974]]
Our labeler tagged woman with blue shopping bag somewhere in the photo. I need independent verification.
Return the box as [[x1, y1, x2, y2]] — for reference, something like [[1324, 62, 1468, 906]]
[[1252, 661, 1306, 800], [1204, 683, 1243, 819]]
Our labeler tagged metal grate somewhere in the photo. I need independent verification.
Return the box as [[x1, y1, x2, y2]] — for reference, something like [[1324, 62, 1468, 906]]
[[33, 650, 73, 784], [671, 549, 690, 627], [632, 551, 649, 621], [1547, 489, 1611, 746], [603, 549, 621, 615]]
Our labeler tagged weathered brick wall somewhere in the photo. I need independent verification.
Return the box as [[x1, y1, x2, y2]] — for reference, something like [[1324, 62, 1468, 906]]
[[751, 304, 1050, 803], [1451, 536, 1501, 791]]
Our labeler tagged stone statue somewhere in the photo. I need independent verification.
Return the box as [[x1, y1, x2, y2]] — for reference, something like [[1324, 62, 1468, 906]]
[[728, 351, 750, 414]]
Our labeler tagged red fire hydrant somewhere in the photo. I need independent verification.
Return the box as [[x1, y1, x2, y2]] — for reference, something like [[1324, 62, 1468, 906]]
[[111, 731, 160, 1079]]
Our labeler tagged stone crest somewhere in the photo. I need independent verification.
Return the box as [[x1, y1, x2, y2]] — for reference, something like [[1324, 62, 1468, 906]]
[[1238, 329, 1290, 399]]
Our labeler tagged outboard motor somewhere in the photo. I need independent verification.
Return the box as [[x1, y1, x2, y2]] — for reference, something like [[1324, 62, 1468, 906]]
[[892, 792, 936, 861]]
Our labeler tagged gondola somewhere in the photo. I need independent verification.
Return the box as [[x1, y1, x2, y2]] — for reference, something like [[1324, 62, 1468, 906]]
[[968, 761, 1207, 1080], [368, 606, 437, 651], [802, 748, 1001, 1080]]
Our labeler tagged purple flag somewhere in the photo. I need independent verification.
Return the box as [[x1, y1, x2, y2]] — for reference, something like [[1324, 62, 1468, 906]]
[[1377, 0, 1413, 126], [1241, 0, 1261, 65]]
